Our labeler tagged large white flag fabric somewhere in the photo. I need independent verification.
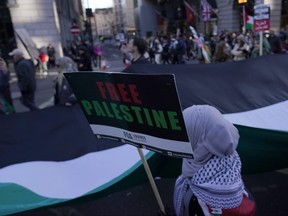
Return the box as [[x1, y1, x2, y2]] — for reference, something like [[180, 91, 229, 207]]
[[1, 54, 288, 215], [189, 26, 210, 63]]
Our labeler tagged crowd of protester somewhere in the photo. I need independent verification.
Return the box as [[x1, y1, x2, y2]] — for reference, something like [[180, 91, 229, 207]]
[[120, 28, 288, 66], [64, 39, 102, 71], [60, 27, 288, 70], [1, 27, 287, 113]]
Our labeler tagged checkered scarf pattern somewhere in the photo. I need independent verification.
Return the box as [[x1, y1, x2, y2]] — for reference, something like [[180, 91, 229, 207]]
[[174, 152, 244, 216]]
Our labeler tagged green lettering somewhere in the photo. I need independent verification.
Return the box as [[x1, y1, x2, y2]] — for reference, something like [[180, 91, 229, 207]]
[[102, 101, 114, 118], [120, 105, 133, 122], [152, 109, 167, 129], [143, 108, 153, 126], [111, 103, 122, 120], [167, 111, 181, 130], [131, 106, 143, 124], [82, 100, 179, 131], [92, 101, 106, 116], [81, 100, 93, 115]]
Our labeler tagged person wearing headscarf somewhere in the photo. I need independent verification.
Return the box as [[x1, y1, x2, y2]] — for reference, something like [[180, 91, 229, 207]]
[[231, 34, 250, 61], [54, 56, 77, 106], [174, 105, 256, 216]]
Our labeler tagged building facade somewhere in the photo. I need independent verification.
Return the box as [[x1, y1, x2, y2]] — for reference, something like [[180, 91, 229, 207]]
[[123, 0, 137, 37], [131, 0, 287, 37], [94, 8, 114, 37], [113, 0, 125, 34], [0, 0, 83, 60], [90, 0, 287, 42]]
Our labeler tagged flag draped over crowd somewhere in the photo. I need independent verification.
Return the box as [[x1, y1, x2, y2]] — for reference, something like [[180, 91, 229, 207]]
[[125, 54, 288, 173], [1, 54, 288, 215]]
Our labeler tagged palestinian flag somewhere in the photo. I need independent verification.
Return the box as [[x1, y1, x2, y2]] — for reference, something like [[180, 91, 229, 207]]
[[0, 106, 153, 215], [124, 54, 288, 174], [244, 6, 254, 30], [1, 54, 288, 214]]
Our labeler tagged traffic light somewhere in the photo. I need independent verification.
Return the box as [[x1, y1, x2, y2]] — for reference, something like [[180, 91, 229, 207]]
[[86, 8, 93, 17]]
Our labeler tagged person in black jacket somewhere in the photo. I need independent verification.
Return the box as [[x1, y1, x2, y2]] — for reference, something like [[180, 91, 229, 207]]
[[268, 31, 282, 54], [9, 48, 39, 111], [127, 37, 150, 64], [77, 45, 93, 71]]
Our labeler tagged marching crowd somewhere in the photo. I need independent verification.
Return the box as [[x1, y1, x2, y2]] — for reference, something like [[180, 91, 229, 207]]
[[120, 29, 287, 66], [1, 28, 287, 114]]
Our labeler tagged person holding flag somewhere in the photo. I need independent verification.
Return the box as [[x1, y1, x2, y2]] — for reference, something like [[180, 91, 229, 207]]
[[189, 26, 211, 63]]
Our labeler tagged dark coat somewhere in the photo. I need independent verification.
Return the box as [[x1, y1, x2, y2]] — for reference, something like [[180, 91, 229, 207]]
[[54, 76, 76, 106], [131, 56, 150, 64], [15, 58, 36, 93], [77, 53, 92, 71]]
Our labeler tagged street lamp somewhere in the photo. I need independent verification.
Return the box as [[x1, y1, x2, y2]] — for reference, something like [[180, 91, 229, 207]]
[[237, 0, 248, 5]]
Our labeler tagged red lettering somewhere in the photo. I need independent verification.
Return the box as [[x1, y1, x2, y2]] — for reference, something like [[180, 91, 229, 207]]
[[106, 82, 120, 102], [96, 82, 107, 99], [117, 84, 131, 103], [96, 81, 142, 104], [129, 84, 142, 104]]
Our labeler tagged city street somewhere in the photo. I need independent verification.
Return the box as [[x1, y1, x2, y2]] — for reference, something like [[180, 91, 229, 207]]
[[10, 42, 288, 216], [10, 42, 125, 113]]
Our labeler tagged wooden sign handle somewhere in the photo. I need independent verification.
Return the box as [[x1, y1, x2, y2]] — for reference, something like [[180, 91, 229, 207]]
[[137, 148, 166, 215]]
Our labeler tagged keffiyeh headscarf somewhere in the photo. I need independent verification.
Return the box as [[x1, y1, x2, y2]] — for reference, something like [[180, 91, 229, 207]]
[[174, 105, 244, 216]]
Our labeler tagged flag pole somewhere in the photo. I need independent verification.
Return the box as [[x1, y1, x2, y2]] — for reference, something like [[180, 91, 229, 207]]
[[243, 5, 246, 33], [137, 148, 166, 215], [259, 31, 263, 56], [184, 0, 202, 20]]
